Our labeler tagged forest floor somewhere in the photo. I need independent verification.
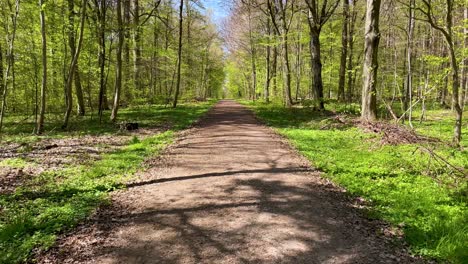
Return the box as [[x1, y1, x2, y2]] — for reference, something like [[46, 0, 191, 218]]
[[37, 100, 421, 264], [0, 102, 215, 263]]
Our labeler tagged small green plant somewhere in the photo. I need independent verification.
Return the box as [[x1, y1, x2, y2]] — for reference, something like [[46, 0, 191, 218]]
[[131, 135, 141, 144], [0, 158, 29, 169]]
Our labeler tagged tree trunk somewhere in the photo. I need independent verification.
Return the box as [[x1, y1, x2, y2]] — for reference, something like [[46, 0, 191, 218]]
[[37, 0, 47, 134], [338, 0, 349, 102], [272, 43, 278, 97], [111, 0, 124, 122], [63, 0, 87, 129], [295, 21, 302, 101], [405, 0, 415, 127], [74, 66, 85, 115], [282, 32, 293, 107], [123, 0, 131, 101], [309, 27, 324, 110], [264, 19, 271, 103], [97, 0, 108, 120], [172, 0, 183, 108], [448, 43, 462, 145], [67, 0, 85, 117], [0, 44, 4, 136], [248, 7, 257, 101], [0, 0, 19, 137], [132, 0, 142, 92], [346, 0, 357, 102], [361, 0, 381, 121], [420, 0, 463, 145], [461, 7, 467, 109]]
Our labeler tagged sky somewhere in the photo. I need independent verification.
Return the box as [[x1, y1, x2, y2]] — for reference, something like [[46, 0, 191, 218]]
[[201, 0, 230, 26]]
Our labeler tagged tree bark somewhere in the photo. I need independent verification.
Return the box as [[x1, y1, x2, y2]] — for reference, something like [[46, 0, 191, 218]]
[[97, 0, 108, 120], [361, 0, 381, 121], [37, 0, 47, 134], [309, 27, 324, 109], [63, 0, 87, 129], [346, 0, 357, 102], [132, 0, 142, 92], [264, 19, 271, 103], [338, 0, 349, 102], [123, 0, 131, 101], [67, 0, 85, 116], [111, 0, 124, 122], [0, 44, 4, 136], [461, 7, 467, 109], [305, 0, 340, 109], [295, 20, 302, 101], [405, 0, 415, 127], [248, 6, 257, 101], [172, 0, 183, 108], [267, 0, 294, 107], [0, 0, 19, 137], [282, 29, 293, 107]]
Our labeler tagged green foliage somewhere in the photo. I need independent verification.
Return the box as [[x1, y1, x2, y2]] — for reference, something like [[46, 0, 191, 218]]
[[0, 158, 30, 169], [1, 100, 217, 144], [0, 101, 216, 264], [242, 100, 468, 263]]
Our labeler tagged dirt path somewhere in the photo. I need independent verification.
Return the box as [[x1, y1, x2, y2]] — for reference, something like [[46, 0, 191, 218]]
[[40, 100, 419, 264]]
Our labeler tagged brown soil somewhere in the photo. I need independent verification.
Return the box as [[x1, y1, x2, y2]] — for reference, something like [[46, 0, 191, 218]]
[[38, 100, 423, 264]]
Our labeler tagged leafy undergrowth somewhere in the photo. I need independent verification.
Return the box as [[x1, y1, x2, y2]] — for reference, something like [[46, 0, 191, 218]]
[[0, 101, 216, 263], [241, 100, 467, 263], [1, 101, 216, 144]]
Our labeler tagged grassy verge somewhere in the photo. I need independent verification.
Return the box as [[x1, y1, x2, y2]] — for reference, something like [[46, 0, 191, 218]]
[[0, 100, 216, 263], [1, 101, 216, 144], [241, 100, 467, 263]]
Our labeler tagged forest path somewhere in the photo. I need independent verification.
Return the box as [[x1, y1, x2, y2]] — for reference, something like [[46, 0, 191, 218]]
[[41, 100, 417, 264]]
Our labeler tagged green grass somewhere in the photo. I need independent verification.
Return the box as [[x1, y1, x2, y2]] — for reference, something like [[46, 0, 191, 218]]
[[241, 100, 467, 263], [0, 100, 216, 264], [1, 101, 216, 144], [0, 158, 30, 169]]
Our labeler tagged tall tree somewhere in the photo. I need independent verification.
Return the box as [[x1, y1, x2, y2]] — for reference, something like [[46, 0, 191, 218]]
[[337, 0, 349, 101], [110, 0, 124, 121], [361, 0, 381, 121], [247, 2, 257, 101], [305, 0, 340, 110], [0, 0, 19, 137], [418, 0, 463, 145], [346, 0, 358, 102], [461, 7, 467, 109], [37, 0, 47, 134], [63, 0, 87, 128], [93, 0, 109, 121], [404, 0, 415, 127], [132, 0, 141, 91], [172, 0, 183, 108], [264, 18, 272, 103], [68, 0, 85, 116], [267, 0, 296, 107]]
